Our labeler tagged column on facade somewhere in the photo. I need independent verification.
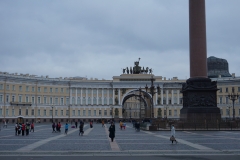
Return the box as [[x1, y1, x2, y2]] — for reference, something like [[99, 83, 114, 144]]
[[155, 88, 157, 105], [70, 88, 72, 105], [97, 88, 99, 105], [112, 89, 114, 104], [177, 89, 180, 104], [102, 88, 104, 105], [75, 88, 77, 105], [80, 88, 82, 105], [161, 86, 163, 105], [171, 89, 174, 105], [118, 88, 120, 105], [107, 88, 109, 105], [86, 88, 88, 105], [91, 88, 93, 105], [166, 90, 169, 105]]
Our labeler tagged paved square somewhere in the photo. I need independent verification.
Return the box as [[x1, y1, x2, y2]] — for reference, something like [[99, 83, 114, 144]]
[[0, 123, 240, 156]]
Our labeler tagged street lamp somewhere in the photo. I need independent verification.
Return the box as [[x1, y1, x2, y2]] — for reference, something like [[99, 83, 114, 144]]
[[129, 106, 132, 119], [228, 90, 239, 120], [145, 75, 160, 119], [51, 105, 54, 123], [227, 105, 231, 119]]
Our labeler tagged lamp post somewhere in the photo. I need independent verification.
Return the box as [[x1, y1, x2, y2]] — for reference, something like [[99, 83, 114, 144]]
[[227, 105, 231, 119], [129, 106, 132, 119], [228, 90, 239, 120], [51, 105, 54, 123], [145, 75, 160, 119]]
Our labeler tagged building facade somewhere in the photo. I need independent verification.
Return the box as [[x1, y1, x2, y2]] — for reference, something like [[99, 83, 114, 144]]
[[0, 71, 240, 123]]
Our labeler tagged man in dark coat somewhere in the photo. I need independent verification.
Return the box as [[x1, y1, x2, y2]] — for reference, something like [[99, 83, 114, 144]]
[[109, 122, 115, 142], [79, 121, 84, 136]]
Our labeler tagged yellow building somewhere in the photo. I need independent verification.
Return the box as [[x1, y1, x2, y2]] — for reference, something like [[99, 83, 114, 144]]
[[0, 71, 239, 123]]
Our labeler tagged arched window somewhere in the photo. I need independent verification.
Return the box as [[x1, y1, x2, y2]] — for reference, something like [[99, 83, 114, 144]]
[[77, 97, 80, 105], [109, 98, 113, 105], [93, 97, 97, 105], [82, 97, 86, 105], [88, 97, 91, 105], [104, 97, 107, 105], [72, 97, 75, 105], [98, 97, 102, 105]]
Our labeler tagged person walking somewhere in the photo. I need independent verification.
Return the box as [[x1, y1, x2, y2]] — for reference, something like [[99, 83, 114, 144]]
[[102, 120, 105, 127], [79, 121, 84, 136], [3, 120, 7, 128], [119, 121, 123, 130], [15, 123, 18, 135], [52, 122, 56, 133], [30, 122, 34, 132], [17, 124, 22, 136], [75, 121, 78, 129], [108, 122, 115, 142], [65, 123, 69, 135], [90, 121, 93, 128], [21, 123, 26, 136], [26, 122, 30, 136], [170, 124, 177, 144], [57, 122, 61, 132], [123, 122, 126, 130]]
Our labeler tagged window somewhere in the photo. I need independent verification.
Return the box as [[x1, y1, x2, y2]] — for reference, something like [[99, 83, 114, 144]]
[[169, 110, 172, 116], [174, 110, 177, 116], [104, 89, 107, 94], [0, 109, 2, 116], [49, 110, 52, 116], [61, 98, 64, 105], [78, 110, 80, 116], [19, 109, 21, 115], [220, 109, 223, 115], [82, 89, 86, 94], [72, 97, 75, 104], [104, 97, 107, 105], [19, 86, 22, 91], [226, 87, 228, 92], [232, 87, 235, 93], [66, 88, 69, 93], [98, 97, 102, 105], [12, 109, 14, 116], [94, 110, 96, 116], [0, 84, 3, 90], [31, 109, 34, 116], [26, 109, 28, 116], [109, 98, 113, 105], [50, 97, 53, 104], [66, 98, 69, 105], [219, 97, 222, 104], [0, 95, 2, 102], [164, 110, 166, 116], [61, 88, 64, 93], [12, 96, 15, 102], [66, 110, 69, 116], [99, 110, 102, 116], [6, 109, 8, 116], [61, 110, 63, 116], [38, 97, 41, 104], [227, 109, 230, 115], [44, 97, 47, 104], [50, 88, 53, 92], [6, 95, 9, 103], [72, 110, 75, 116], [226, 97, 229, 104], [44, 110, 46, 116], [38, 109, 40, 116], [7, 85, 9, 90], [219, 88, 222, 92], [55, 88, 58, 93], [32, 87, 35, 92], [12, 85, 15, 91], [19, 95, 22, 102], [88, 110, 91, 116], [82, 97, 86, 105], [44, 87, 47, 92], [88, 97, 91, 105], [55, 98, 58, 104], [32, 97, 35, 104], [26, 86, 29, 92], [55, 110, 58, 116], [83, 110, 86, 116], [238, 87, 240, 92], [38, 87, 41, 92], [104, 110, 107, 116], [93, 97, 97, 105], [77, 98, 80, 105]]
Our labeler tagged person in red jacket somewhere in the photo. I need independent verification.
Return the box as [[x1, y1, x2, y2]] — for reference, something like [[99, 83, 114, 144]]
[[30, 122, 34, 132], [21, 123, 26, 136]]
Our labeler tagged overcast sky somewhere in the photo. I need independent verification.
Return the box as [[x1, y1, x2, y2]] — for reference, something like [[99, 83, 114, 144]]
[[0, 0, 239, 80]]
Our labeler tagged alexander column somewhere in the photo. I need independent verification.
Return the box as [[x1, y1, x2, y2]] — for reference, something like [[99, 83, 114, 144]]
[[180, 0, 221, 122]]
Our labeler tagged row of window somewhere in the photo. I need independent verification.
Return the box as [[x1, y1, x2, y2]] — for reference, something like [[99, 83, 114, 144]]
[[0, 109, 111, 117], [219, 97, 240, 104], [219, 87, 240, 93], [0, 95, 114, 105]]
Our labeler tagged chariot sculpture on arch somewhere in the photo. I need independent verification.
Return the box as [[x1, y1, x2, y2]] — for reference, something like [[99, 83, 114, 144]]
[[123, 58, 152, 74]]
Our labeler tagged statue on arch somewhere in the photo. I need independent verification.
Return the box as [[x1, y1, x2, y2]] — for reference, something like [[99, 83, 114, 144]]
[[126, 67, 129, 74], [130, 67, 133, 74]]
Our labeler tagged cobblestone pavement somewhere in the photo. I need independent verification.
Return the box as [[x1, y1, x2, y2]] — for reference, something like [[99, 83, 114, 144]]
[[0, 123, 240, 156]]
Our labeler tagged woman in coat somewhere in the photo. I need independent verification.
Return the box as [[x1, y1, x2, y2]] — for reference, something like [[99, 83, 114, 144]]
[[109, 122, 115, 142], [170, 124, 177, 144]]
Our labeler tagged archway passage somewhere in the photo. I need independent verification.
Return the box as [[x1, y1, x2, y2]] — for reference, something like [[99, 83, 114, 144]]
[[121, 89, 152, 119], [17, 116, 24, 124]]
